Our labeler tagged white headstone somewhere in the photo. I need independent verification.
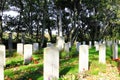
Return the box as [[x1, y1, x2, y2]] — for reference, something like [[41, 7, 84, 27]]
[[0, 66, 4, 80], [0, 45, 5, 80], [76, 42, 80, 51], [56, 36, 65, 51], [99, 41, 102, 45], [68, 42, 71, 48], [44, 46, 59, 80], [64, 43, 69, 53], [119, 40, 120, 44], [0, 45, 6, 66], [94, 41, 97, 45], [64, 43, 69, 58], [24, 44, 32, 64], [99, 44, 106, 64], [112, 43, 118, 59], [79, 45, 89, 72], [89, 41, 92, 48], [17, 43, 23, 55], [33, 43, 39, 52], [47, 42, 53, 47], [106, 41, 112, 47], [103, 41, 106, 44], [83, 41, 86, 45], [95, 42, 99, 51]]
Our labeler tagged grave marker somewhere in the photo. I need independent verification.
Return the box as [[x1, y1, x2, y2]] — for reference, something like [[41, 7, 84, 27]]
[[64, 43, 69, 58], [76, 42, 80, 51], [83, 41, 86, 45], [95, 42, 99, 51], [0, 45, 5, 80], [68, 42, 71, 48], [0, 45, 6, 66], [89, 41, 92, 48], [17, 43, 23, 55], [24, 44, 32, 64], [47, 42, 53, 47], [106, 41, 112, 47], [79, 45, 89, 72], [99, 44, 106, 64], [44, 46, 59, 80], [56, 36, 65, 51], [33, 43, 39, 52], [112, 43, 118, 60]]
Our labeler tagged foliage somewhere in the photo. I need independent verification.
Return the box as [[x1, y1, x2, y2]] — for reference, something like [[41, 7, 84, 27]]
[[5, 45, 120, 79], [0, 0, 120, 45]]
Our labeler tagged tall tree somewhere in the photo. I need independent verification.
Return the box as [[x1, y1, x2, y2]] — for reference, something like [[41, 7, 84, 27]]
[[0, 0, 7, 43]]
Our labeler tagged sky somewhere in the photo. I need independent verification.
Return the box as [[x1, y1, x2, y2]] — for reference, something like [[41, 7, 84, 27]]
[[3, 10, 19, 17]]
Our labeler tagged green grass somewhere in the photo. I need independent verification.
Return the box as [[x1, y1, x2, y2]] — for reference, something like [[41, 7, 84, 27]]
[[4, 45, 120, 79], [88, 61, 106, 75]]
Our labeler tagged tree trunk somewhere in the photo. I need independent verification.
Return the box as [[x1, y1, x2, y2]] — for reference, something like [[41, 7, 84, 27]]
[[0, 0, 6, 43], [0, 15, 2, 43], [41, 0, 47, 47], [36, 24, 39, 42], [58, 8, 62, 37], [48, 27, 53, 42]]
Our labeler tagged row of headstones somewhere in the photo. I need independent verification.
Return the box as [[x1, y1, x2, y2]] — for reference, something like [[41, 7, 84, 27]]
[[76, 40, 118, 59], [0, 39, 118, 80], [17, 43, 39, 55], [44, 40, 119, 80], [94, 41, 118, 59], [0, 43, 39, 80], [44, 44, 106, 80], [0, 36, 66, 80], [17, 43, 40, 64], [76, 41, 92, 51]]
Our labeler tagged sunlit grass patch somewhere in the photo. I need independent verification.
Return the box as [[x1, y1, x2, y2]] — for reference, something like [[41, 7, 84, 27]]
[[87, 61, 106, 75]]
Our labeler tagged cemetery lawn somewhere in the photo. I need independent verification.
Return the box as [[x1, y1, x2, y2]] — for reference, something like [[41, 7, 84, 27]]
[[5, 46, 120, 80]]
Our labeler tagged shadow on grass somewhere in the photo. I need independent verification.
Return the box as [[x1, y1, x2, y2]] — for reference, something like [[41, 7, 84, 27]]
[[16, 65, 43, 80], [6, 60, 23, 69], [6, 49, 16, 57], [60, 67, 72, 77]]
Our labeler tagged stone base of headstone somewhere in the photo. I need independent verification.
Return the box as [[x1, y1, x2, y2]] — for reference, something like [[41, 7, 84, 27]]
[[44, 46, 59, 80]]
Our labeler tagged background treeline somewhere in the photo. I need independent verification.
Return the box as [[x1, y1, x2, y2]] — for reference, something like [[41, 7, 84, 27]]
[[0, 0, 120, 48]]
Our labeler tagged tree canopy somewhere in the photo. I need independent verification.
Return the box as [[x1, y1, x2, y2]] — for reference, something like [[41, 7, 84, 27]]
[[0, 0, 120, 47]]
